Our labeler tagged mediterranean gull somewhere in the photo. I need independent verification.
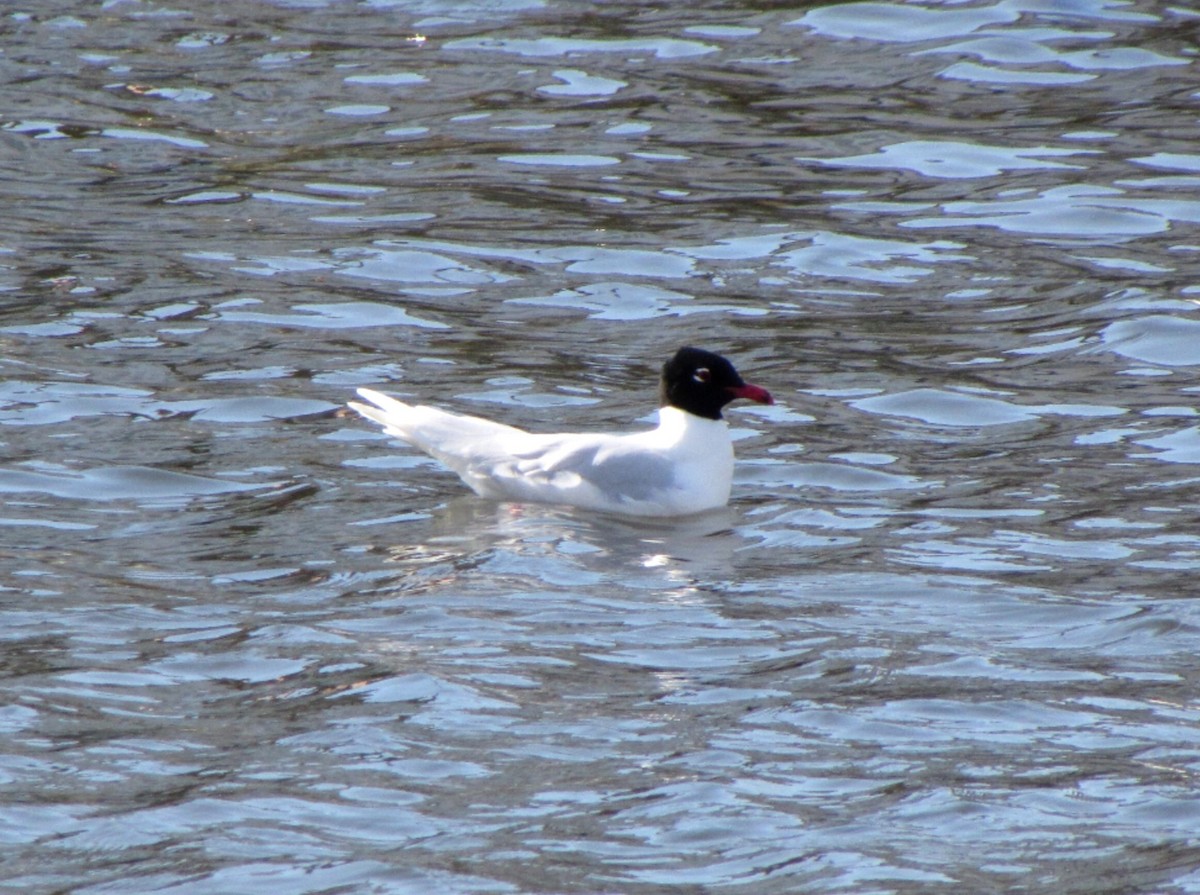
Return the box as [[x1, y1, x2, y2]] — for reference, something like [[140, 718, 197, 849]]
[[348, 346, 773, 517]]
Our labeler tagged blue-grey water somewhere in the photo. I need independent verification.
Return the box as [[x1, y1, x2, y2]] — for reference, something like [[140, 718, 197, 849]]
[[3, 1, 1200, 892]]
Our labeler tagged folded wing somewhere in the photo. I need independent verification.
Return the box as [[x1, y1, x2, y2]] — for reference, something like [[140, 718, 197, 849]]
[[349, 388, 680, 511]]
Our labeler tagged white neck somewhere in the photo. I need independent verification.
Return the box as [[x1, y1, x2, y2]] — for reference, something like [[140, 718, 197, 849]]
[[655, 405, 729, 446]]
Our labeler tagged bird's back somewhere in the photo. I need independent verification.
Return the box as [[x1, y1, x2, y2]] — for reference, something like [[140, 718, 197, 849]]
[[349, 390, 734, 515]]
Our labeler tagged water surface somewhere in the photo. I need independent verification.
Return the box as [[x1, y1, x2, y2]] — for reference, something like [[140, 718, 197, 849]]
[[3, 1, 1200, 892]]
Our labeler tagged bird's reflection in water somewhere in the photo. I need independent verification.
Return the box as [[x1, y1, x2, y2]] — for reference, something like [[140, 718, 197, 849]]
[[376, 496, 741, 595]]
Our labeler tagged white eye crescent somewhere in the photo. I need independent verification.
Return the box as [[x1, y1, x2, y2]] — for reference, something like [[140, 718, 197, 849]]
[[693, 368, 711, 384]]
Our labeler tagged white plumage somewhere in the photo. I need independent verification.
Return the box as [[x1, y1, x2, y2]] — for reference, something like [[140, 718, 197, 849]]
[[347, 347, 772, 517]]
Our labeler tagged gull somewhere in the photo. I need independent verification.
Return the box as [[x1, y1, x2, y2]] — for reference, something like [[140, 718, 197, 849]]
[[349, 346, 772, 517]]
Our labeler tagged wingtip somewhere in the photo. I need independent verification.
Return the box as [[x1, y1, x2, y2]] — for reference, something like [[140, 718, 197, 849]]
[[355, 386, 388, 403], [349, 388, 420, 432], [353, 387, 415, 413]]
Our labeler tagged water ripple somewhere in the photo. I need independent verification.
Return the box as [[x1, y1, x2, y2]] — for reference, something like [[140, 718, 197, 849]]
[[4, 0, 1199, 892]]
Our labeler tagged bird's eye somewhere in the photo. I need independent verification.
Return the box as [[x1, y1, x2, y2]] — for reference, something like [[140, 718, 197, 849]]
[[693, 368, 711, 384]]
